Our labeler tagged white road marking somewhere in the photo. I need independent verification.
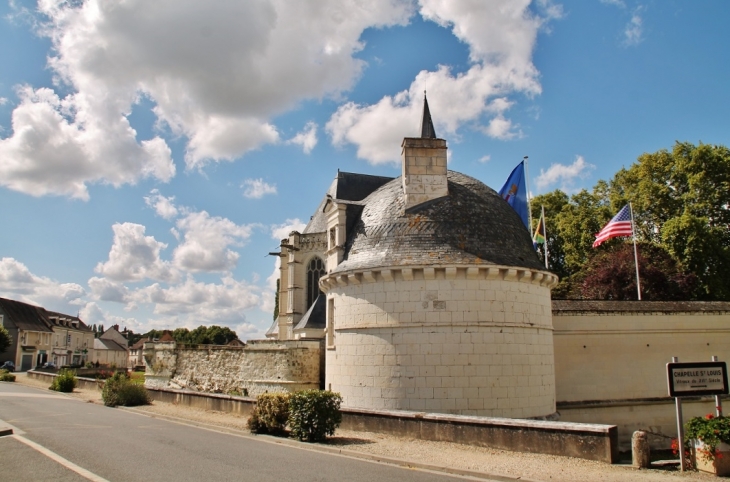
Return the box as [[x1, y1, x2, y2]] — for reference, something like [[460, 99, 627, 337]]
[[12, 434, 110, 482], [0, 392, 68, 399]]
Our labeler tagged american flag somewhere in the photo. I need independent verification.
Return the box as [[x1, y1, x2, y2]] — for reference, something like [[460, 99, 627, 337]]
[[593, 204, 634, 248]]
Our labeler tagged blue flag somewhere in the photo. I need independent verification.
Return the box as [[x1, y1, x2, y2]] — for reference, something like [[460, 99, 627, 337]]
[[498, 161, 529, 230]]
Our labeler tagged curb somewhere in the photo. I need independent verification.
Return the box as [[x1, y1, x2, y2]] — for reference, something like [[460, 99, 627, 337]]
[[120, 407, 543, 482]]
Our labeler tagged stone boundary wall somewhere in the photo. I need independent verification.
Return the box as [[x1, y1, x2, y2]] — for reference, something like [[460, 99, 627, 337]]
[[27, 370, 101, 391], [144, 387, 617, 463], [143, 339, 322, 397], [553, 300, 730, 450]]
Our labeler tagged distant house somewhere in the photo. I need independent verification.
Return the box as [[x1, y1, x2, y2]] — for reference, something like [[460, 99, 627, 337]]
[[128, 338, 149, 370], [0, 298, 54, 371], [0, 297, 94, 370], [93, 325, 129, 368], [46, 312, 94, 367], [226, 338, 245, 347]]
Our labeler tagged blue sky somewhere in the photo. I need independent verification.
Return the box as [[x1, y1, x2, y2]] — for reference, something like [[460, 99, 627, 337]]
[[0, 0, 728, 339]]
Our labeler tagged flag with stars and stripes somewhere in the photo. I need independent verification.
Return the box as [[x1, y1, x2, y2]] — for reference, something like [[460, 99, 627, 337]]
[[593, 204, 633, 248]]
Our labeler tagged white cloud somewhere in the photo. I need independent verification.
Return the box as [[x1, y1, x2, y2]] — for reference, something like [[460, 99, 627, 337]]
[[478, 155, 491, 163], [95, 223, 178, 282], [326, 0, 561, 164], [133, 275, 261, 326], [287, 121, 318, 154], [0, 0, 415, 196], [87, 277, 130, 303], [483, 115, 521, 140], [172, 211, 254, 272], [623, 9, 644, 46], [0, 97, 8, 105], [242, 179, 277, 199], [270, 218, 308, 241], [144, 189, 179, 220], [0, 86, 175, 200], [600, 0, 626, 7], [534, 155, 596, 192], [0, 257, 86, 310], [79, 301, 143, 331]]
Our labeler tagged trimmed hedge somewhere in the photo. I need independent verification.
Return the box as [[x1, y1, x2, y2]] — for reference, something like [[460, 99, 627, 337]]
[[102, 372, 151, 407], [288, 390, 342, 442], [49, 369, 77, 392], [247, 393, 290, 434]]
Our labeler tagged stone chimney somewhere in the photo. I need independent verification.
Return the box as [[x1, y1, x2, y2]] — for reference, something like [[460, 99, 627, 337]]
[[402, 94, 448, 211]]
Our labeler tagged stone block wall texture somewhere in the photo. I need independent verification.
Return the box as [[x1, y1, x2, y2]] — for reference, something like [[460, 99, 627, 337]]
[[144, 339, 321, 397], [401, 138, 448, 210], [553, 308, 730, 402], [325, 266, 556, 418], [553, 302, 730, 449]]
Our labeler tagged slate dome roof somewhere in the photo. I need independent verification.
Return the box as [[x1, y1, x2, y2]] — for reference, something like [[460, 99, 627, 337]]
[[332, 170, 546, 274]]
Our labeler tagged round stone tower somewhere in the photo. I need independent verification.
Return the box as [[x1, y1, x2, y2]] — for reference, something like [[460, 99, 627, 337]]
[[319, 97, 558, 418]]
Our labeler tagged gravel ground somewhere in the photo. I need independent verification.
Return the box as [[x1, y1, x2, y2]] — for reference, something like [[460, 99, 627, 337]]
[[11, 374, 717, 482]]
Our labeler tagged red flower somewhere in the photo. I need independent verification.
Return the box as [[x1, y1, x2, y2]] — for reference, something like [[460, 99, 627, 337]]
[[706, 414, 715, 420]]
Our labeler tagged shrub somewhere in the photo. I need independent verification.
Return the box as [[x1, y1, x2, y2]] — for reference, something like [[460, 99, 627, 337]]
[[288, 390, 342, 442], [247, 393, 290, 434], [49, 369, 77, 392], [0, 369, 15, 382], [102, 372, 151, 407]]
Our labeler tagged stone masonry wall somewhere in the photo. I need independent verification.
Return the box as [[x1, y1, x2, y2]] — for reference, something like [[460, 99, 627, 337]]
[[324, 265, 557, 418], [144, 339, 322, 397]]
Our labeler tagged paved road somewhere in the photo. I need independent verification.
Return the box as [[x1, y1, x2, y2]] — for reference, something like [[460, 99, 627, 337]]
[[0, 383, 484, 482]]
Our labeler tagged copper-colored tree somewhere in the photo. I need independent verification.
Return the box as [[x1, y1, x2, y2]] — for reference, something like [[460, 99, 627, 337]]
[[580, 242, 698, 300]]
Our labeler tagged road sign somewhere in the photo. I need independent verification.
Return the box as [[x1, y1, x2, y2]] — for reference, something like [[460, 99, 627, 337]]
[[667, 361, 729, 397]]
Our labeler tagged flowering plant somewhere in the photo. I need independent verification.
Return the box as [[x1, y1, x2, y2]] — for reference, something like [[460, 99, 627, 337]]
[[685, 414, 730, 462]]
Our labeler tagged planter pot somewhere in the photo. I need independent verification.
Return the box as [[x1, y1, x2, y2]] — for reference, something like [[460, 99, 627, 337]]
[[692, 440, 730, 476]]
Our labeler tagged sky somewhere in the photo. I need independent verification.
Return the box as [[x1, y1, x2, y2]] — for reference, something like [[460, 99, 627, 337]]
[[0, 0, 728, 340]]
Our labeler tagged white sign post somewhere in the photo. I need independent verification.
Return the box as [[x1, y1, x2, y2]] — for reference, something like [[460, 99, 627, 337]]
[[667, 357, 729, 472]]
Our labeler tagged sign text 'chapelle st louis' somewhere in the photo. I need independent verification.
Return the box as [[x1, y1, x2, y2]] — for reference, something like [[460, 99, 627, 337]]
[[667, 361, 729, 397]]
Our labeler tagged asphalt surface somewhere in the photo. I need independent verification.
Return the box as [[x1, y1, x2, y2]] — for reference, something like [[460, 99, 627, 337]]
[[0, 382, 489, 482]]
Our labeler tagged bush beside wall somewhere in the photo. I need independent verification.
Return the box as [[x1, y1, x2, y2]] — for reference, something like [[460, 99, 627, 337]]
[[102, 372, 151, 407], [49, 369, 77, 392]]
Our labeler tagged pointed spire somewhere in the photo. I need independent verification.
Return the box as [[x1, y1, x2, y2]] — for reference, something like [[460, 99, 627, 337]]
[[420, 91, 437, 139]]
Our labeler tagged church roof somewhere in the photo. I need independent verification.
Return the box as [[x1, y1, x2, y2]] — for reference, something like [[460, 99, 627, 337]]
[[303, 171, 393, 234], [332, 170, 545, 274], [293, 294, 326, 331]]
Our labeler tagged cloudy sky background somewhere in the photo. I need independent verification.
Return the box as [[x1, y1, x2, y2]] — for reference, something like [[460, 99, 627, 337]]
[[0, 0, 728, 339]]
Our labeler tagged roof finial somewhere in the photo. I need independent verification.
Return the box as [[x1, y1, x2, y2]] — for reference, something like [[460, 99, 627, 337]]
[[420, 91, 437, 139]]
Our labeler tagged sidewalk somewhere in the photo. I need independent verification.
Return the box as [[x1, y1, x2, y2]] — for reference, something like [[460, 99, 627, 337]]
[[11, 374, 715, 482]]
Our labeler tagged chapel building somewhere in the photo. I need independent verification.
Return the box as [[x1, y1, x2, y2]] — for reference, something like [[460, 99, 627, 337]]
[[269, 97, 559, 418]]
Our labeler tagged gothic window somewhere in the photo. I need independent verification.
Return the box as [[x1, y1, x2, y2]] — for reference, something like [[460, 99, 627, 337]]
[[306, 257, 326, 309]]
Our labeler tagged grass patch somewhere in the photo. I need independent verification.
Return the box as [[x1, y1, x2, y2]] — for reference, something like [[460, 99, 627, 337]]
[[128, 371, 145, 385]]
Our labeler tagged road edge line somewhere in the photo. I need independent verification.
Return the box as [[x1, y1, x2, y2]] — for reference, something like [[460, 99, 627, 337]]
[[12, 434, 110, 482]]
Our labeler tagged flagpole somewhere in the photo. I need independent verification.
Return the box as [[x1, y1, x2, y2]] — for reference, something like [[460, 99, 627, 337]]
[[542, 205, 548, 270], [523, 156, 533, 232], [629, 202, 642, 300]]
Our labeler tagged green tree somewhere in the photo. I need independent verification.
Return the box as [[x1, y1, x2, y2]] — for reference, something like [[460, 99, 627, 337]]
[[612, 141, 730, 299], [531, 190, 570, 278], [274, 279, 280, 321], [0, 326, 11, 353]]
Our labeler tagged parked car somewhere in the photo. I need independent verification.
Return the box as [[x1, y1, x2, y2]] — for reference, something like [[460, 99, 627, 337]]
[[0, 361, 15, 372], [42, 362, 57, 369]]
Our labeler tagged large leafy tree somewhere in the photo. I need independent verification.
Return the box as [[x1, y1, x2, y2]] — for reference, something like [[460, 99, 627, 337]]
[[612, 142, 730, 299], [538, 141, 730, 301]]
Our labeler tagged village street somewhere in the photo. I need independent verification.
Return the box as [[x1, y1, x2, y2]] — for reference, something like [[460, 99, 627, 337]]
[[1, 377, 719, 482], [0, 382, 478, 482]]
